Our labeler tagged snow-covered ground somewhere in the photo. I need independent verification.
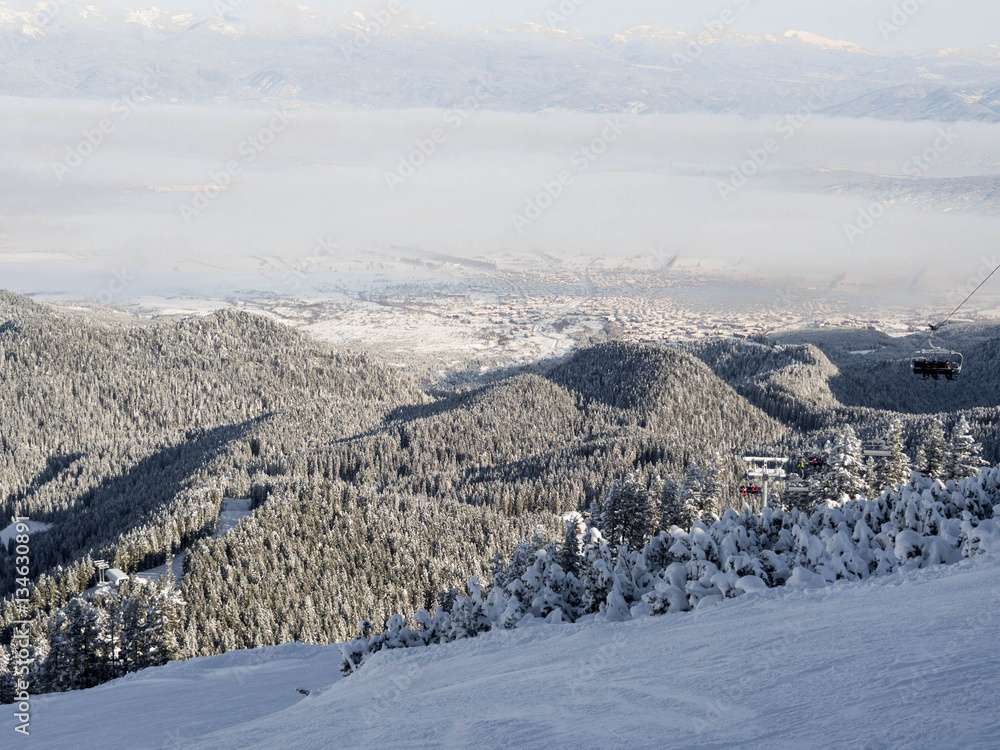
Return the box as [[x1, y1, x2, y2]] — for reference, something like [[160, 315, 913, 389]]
[[34, 552, 1000, 749], [78, 498, 253, 595], [0, 519, 51, 547], [132, 498, 253, 586], [212, 498, 253, 538]]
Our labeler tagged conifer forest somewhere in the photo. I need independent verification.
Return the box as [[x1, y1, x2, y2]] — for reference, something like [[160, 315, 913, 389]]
[[1, 288, 998, 700]]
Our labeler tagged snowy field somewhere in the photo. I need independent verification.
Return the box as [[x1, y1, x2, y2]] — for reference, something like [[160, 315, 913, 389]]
[[0, 520, 50, 547], [33, 552, 1000, 749], [131, 498, 253, 586]]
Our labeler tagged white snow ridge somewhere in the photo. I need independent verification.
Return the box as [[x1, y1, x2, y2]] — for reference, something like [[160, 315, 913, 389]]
[[782, 29, 873, 55], [34, 553, 1000, 749]]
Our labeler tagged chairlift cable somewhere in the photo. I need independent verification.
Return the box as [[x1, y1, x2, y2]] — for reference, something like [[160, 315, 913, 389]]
[[905, 259, 1000, 362], [935, 260, 1000, 330]]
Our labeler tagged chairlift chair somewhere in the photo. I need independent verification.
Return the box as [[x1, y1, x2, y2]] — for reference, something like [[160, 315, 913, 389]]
[[912, 324, 962, 381], [797, 456, 824, 471], [784, 482, 810, 494], [861, 441, 892, 458], [912, 349, 962, 380]]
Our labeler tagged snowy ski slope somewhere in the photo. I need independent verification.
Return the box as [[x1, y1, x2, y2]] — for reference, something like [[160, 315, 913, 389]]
[[34, 552, 1000, 749]]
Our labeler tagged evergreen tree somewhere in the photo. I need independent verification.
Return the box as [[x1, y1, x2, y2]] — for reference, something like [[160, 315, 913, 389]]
[[679, 461, 714, 525], [875, 419, 912, 492], [862, 456, 879, 499], [146, 576, 186, 665], [919, 417, 948, 480], [657, 474, 683, 530], [578, 528, 614, 615], [448, 578, 492, 639], [817, 426, 867, 501], [493, 530, 551, 592], [619, 475, 657, 551], [703, 453, 725, 508], [945, 416, 986, 482], [592, 480, 626, 550], [558, 513, 586, 577], [38, 597, 108, 692], [0, 646, 14, 705], [120, 584, 154, 674]]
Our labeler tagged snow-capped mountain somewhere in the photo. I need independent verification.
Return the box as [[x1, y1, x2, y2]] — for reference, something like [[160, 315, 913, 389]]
[[1, 4, 1000, 117], [781, 28, 875, 54], [826, 83, 1000, 123]]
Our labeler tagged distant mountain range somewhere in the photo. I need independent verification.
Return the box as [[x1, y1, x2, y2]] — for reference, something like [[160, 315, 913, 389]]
[[2, 4, 1000, 121]]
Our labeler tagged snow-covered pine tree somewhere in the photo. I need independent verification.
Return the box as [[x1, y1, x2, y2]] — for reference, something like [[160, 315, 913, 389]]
[[703, 453, 725, 509], [0, 646, 14, 705], [94, 588, 123, 679], [492, 529, 552, 591], [658, 474, 683, 530], [145, 575, 186, 665], [558, 512, 586, 576], [945, 416, 987, 482], [816, 426, 867, 502], [38, 597, 109, 692], [862, 456, 879, 499], [578, 527, 614, 615], [593, 475, 656, 551], [593, 479, 626, 549], [875, 419, 911, 491], [679, 461, 715, 525], [620, 475, 657, 551], [919, 416, 948, 480], [448, 577, 493, 639], [521, 548, 583, 622], [439, 586, 460, 614], [119, 583, 153, 673]]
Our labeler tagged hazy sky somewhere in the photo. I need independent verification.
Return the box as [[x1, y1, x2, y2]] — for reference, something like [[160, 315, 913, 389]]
[[28, 0, 998, 53], [4, 1, 1000, 305], [5, 99, 1000, 303]]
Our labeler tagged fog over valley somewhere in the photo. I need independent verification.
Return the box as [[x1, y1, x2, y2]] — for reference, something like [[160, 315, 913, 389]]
[[4, 4, 1000, 748]]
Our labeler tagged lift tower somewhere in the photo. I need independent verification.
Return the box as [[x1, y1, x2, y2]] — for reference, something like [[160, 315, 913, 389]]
[[742, 456, 787, 508]]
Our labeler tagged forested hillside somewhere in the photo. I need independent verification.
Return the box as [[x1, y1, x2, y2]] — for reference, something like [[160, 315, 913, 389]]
[[772, 323, 1000, 415], [1, 291, 998, 700], [688, 332, 1000, 463]]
